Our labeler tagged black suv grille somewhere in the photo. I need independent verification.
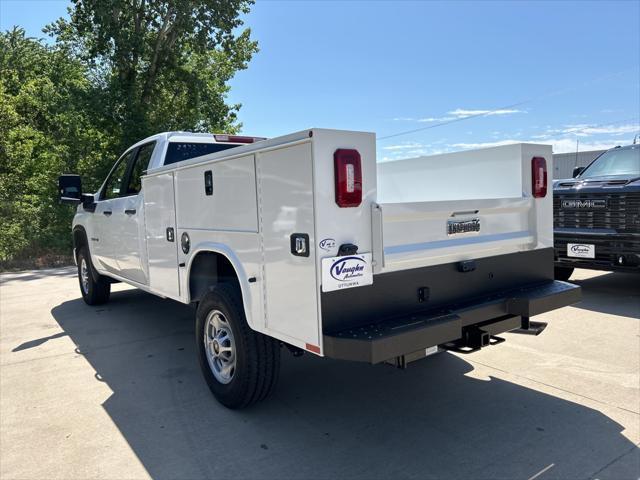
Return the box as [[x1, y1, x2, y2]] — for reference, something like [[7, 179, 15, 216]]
[[553, 192, 640, 233]]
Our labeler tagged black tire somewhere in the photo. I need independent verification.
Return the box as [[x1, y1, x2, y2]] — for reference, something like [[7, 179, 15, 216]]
[[196, 284, 280, 409], [554, 266, 574, 282], [77, 246, 111, 305]]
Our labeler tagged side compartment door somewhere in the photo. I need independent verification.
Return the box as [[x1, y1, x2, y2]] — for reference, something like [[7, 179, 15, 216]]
[[143, 171, 180, 299], [257, 142, 319, 348]]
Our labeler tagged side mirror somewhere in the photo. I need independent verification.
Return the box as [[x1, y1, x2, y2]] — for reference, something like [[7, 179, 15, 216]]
[[572, 166, 585, 178], [58, 174, 82, 205]]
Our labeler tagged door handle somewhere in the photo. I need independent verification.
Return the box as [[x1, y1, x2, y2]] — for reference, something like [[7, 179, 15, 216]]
[[124, 209, 136, 215], [290, 233, 310, 257], [103, 210, 112, 216]]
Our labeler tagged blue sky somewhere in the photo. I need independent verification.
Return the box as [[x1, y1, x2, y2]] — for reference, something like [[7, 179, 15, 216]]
[[2, 0, 639, 159]]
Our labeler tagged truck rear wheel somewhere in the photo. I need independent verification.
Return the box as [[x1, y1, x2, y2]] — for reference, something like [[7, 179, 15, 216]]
[[554, 266, 574, 281], [196, 285, 280, 409], [77, 247, 111, 305]]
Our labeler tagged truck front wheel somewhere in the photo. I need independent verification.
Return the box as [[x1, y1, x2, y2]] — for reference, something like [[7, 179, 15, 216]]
[[554, 266, 574, 282], [77, 247, 111, 305], [196, 285, 280, 409]]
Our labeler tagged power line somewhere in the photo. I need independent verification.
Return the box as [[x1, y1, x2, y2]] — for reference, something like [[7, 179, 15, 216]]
[[377, 68, 636, 142], [378, 100, 530, 140]]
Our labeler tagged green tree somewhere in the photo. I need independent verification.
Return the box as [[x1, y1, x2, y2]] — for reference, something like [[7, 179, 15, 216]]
[[0, 28, 107, 261], [47, 0, 258, 150], [0, 1, 258, 265]]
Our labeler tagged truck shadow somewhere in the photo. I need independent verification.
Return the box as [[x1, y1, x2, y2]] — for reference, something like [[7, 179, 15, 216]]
[[570, 271, 640, 319], [50, 289, 637, 480]]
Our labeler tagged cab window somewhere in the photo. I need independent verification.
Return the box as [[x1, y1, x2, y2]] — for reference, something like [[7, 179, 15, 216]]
[[101, 151, 134, 200], [164, 142, 238, 165], [127, 142, 155, 195]]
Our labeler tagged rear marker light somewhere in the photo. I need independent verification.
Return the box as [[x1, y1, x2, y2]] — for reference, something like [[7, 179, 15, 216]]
[[334, 149, 362, 207], [532, 156, 547, 198], [305, 343, 321, 354]]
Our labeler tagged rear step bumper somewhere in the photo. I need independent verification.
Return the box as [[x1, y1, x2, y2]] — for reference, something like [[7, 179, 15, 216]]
[[322, 280, 580, 364]]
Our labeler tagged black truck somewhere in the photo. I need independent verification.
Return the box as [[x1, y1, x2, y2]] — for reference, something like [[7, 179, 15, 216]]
[[553, 144, 640, 280]]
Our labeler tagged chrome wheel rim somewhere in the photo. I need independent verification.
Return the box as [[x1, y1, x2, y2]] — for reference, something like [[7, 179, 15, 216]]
[[204, 310, 236, 384], [80, 258, 90, 295]]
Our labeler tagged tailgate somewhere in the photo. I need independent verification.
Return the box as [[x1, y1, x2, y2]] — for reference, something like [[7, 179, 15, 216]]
[[373, 143, 553, 273]]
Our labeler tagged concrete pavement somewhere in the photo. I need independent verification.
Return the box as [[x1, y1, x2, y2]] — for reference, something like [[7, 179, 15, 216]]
[[0, 268, 638, 479]]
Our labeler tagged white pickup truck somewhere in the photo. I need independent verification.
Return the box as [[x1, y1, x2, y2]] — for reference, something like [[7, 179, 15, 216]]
[[59, 129, 580, 409]]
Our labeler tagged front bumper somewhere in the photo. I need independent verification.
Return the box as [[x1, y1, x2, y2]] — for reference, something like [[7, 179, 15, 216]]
[[323, 280, 580, 364], [554, 231, 640, 272]]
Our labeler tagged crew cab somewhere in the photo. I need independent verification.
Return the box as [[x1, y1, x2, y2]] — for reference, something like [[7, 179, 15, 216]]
[[553, 144, 640, 280], [59, 129, 580, 409]]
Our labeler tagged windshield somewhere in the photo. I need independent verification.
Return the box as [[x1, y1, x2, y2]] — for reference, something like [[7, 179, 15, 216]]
[[579, 146, 640, 178]]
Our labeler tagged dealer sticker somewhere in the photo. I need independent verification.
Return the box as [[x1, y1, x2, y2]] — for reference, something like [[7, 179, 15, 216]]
[[321, 253, 373, 292], [567, 243, 595, 259]]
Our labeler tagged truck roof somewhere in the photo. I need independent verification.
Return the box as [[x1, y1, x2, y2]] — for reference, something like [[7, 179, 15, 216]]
[[129, 131, 266, 151]]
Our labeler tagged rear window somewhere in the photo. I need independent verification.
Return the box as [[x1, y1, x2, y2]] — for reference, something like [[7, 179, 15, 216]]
[[164, 142, 239, 165]]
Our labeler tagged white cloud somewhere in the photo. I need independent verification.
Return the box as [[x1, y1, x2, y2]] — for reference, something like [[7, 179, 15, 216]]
[[532, 122, 639, 139], [449, 137, 628, 153], [560, 123, 639, 137], [378, 143, 452, 161], [547, 138, 624, 153], [391, 108, 524, 123], [383, 117, 636, 160], [449, 140, 522, 149], [382, 142, 427, 151], [447, 108, 525, 118]]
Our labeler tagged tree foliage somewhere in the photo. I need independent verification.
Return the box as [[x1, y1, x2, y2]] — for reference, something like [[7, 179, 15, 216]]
[[0, 0, 257, 264], [0, 28, 107, 260]]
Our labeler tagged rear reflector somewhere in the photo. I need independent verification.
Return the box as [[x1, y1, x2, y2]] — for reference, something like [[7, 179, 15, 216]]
[[305, 343, 321, 354], [334, 149, 362, 207], [532, 156, 547, 198], [214, 134, 266, 144]]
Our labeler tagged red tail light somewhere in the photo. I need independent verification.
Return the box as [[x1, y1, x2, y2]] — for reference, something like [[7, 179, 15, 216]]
[[532, 156, 547, 198], [334, 149, 362, 207]]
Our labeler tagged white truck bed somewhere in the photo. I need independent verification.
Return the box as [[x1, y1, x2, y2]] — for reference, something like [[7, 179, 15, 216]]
[[140, 129, 575, 360], [374, 144, 553, 273]]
